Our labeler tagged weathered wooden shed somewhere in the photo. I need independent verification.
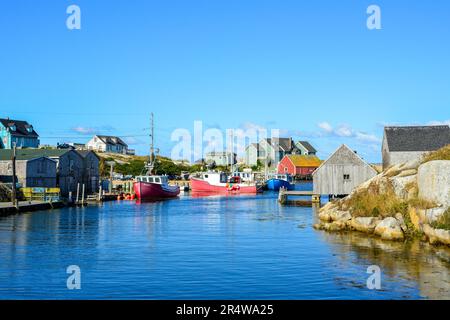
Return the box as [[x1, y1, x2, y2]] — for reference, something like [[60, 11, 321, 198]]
[[5, 149, 84, 197], [382, 125, 450, 170], [0, 150, 57, 188], [77, 150, 100, 194], [313, 144, 377, 196]]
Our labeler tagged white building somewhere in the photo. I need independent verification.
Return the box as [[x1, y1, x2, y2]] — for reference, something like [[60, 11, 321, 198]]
[[86, 135, 129, 154], [205, 151, 237, 166]]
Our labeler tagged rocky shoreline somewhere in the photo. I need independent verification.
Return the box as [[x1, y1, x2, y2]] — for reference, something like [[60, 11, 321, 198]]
[[314, 158, 450, 246]]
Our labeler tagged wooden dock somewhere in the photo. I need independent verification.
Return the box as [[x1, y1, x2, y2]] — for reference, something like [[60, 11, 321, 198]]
[[278, 188, 321, 206], [0, 201, 65, 216]]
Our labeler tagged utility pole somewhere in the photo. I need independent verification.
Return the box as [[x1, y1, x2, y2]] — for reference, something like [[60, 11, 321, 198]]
[[11, 143, 17, 208]]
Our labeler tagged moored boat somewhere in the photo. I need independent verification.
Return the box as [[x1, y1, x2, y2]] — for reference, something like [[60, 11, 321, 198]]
[[132, 113, 180, 201], [266, 173, 294, 191], [134, 175, 180, 200], [191, 172, 259, 194]]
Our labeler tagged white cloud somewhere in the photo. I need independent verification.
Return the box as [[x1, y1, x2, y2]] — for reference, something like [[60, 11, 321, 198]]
[[71, 125, 116, 136], [316, 122, 381, 143], [355, 132, 381, 143], [72, 126, 96, 135], [318, 122, 333, 133], [334, 125, 353, 137]]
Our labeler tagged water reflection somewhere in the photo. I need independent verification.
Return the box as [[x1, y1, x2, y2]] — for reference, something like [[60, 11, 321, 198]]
[[0, 185, 449, 299], [320, 231, 450, 299]]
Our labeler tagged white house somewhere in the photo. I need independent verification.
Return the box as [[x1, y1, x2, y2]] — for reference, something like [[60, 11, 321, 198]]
[[205, 151, 237, 166], [86, 135, 129, 154]]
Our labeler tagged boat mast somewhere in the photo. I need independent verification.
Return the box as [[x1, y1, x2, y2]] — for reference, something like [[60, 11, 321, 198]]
[[148, 113, 155, 175]]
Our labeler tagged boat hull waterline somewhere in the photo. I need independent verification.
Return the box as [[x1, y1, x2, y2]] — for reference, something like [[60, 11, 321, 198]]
[[190, 178, 258, 194], [266, 178, 295, 191], [133, 181, 180, 200]]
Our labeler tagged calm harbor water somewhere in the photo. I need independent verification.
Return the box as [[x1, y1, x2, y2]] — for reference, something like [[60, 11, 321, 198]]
[[1, 183, 449, 300]]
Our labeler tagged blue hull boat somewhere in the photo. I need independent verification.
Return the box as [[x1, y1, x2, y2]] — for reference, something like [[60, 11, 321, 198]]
[[266, 178, 294, 191]]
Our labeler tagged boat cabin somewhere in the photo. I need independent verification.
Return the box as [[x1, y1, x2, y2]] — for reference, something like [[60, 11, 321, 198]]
[[136, 175, 169, 185], [231, 171, 255, 183], [267, 173, 292, 182]]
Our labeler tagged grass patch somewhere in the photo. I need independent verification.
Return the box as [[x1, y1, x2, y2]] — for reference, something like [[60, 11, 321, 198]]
[[407, 197, 437, 210], [421, 144, 450, 163], [339, 181, 407, 218], [430, 208, 450, 231]]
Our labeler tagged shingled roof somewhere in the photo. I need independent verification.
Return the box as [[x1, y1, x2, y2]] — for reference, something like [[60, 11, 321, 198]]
[[0, 118, 39, 137], [96, 135, 128, 147], [265, 138, 293, 151], [297, 141, 317, 153], [384, 125, 450, 152]]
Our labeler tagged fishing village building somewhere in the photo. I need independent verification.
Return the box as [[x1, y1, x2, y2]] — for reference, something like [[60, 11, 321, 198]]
[[382, 125, 450, 170], [0, 150, 57, 188], [77, 150, 100, 194], [0, 118, 40, 149], [295, 141, 317, 155], [245, 138, 317, 167], [18, 149, 84, 197], [205, 151, 237, 166], [313, 144, 377, 197], [277, 154, 322, 179], [86, 135, 129, 154]]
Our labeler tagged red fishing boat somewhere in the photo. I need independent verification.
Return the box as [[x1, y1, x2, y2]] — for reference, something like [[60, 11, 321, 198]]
[[191, 172, 259, 194], [134, 175, 180, 200], [132, 113, 180, 200]]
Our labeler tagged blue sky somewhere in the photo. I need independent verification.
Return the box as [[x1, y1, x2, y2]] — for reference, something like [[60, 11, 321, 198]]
[[0, 0, 449, 163]]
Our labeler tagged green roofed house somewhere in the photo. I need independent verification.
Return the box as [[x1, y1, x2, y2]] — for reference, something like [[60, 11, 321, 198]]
[[0, 149, 85, 197]]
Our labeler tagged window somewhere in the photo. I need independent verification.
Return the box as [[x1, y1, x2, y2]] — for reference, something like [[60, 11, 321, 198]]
[[343, 174, 350, 181], [154, 177, 160, 183], [148, 177, 154, 183]]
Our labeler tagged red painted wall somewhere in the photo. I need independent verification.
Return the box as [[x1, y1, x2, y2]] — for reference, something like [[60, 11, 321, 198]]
[[277, 157, 319, 176], [277, 157, 295, 174]]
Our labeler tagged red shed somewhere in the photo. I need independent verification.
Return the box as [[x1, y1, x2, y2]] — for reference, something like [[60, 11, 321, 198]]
[[277, 155, 322, 177]]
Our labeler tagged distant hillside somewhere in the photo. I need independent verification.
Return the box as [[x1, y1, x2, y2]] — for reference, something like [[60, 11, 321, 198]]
[[96, 152, 191, 177]]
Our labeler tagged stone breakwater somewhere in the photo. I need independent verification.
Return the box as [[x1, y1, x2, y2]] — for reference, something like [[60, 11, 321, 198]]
[[314, 159, 450, 246]]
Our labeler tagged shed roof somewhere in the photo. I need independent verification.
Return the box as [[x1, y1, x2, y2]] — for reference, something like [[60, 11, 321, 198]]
[[0, 118, 39, 137], [384, 125, 450, 152], [265, 138, 293, 151], [286, 155, 322, 167], [297, 141, 317, 153], [312, 144, 377, 175], [77, 150, 100, 159], [0, 149, 72, 161]]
